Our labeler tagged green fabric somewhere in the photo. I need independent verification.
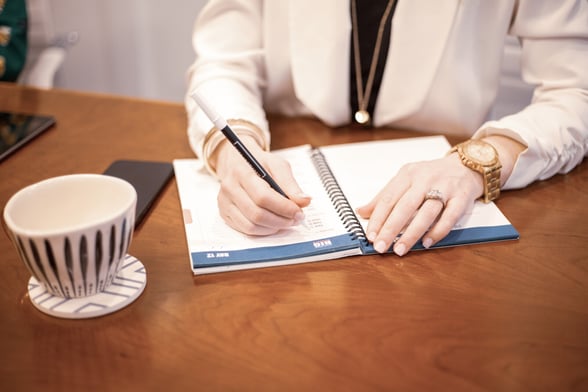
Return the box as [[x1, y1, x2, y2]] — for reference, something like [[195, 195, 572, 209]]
[[0, 0, 28, 81]]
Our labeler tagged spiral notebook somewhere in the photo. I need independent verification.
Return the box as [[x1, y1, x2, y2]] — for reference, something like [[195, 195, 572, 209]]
[[174, 136, 519, 275]]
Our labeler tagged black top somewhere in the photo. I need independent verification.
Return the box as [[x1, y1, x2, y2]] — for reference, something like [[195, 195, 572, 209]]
[[349, 0, 398, 125]]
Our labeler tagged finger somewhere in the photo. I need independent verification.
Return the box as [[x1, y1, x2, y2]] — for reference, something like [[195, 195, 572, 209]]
[[216, 148, 306, 234], [218, 190, 291, 236], [371, 188, 423, 253], [219, 172, 300, 230], [392, 198, 444, 256], [356, 179, 398, 219], [240, 172, 306, 221], [241, 154, 310, 215], [356, 198, 376, 219], [362, 180, 409, 242], [268, 160, 312, 208], [222, 201, 282, 236], [421, 197, 473, 248]]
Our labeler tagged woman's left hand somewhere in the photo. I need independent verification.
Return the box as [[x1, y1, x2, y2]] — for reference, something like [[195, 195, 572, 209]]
[[357, 133, 526, 256], [356, 153, 484, 256]]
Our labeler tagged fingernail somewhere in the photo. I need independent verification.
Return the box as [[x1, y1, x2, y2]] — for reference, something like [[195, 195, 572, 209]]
[[422, 237, 433, 249], [394, 243, 407, 256], [367, 231, 377, 242], [374, 240, 388, 253], [295, 192, 312, 199], [294, 211, 306, 223]]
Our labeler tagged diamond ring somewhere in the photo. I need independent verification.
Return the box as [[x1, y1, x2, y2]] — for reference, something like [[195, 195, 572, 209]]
[[424, 189, 446, 209]]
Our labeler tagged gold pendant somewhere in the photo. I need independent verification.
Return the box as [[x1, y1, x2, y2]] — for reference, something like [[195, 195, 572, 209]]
[[354, 110, 370, 125]]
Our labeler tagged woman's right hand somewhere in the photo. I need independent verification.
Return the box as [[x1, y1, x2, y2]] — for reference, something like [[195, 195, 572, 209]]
[[213, 135, 311, 235]]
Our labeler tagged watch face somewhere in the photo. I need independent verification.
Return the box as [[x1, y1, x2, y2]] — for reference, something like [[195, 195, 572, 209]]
[[463, 140, 497, 165]]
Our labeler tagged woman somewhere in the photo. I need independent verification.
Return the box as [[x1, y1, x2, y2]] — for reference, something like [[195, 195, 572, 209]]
[[0, 0, 27, 82], [185, 1, 588, 256]]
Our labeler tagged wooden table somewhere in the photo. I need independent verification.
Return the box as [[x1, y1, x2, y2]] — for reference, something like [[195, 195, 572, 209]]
[[1, 84, 587, 391]]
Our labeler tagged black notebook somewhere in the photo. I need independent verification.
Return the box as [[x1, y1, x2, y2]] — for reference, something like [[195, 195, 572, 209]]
[[174, 136, 519, 275]]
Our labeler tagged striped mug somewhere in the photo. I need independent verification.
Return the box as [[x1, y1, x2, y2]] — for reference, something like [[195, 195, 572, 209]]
[[3, 174, 137, 298]]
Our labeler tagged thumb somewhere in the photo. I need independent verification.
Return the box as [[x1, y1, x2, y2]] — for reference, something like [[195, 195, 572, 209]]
[[272, 168, 311, 208], [265, 155, 312, 208], [280, 175, 311, 208], [290, 191, 312, 208]]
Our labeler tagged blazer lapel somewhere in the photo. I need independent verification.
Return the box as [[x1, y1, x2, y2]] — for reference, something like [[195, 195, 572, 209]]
[[375, 0, 460, 125], [289, 0, 351, 126]]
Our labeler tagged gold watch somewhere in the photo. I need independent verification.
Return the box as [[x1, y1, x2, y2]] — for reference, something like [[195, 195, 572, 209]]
[[449, 139, 502, 203]]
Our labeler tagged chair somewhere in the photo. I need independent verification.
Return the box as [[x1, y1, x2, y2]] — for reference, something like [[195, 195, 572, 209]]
[[18, 0, 77, 89]]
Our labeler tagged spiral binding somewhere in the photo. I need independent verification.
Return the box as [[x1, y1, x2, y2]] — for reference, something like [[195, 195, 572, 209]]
[[310, 148, 367, 242]]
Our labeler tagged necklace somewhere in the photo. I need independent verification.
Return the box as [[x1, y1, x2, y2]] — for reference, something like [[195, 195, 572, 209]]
[[350, 0, 397, 125]]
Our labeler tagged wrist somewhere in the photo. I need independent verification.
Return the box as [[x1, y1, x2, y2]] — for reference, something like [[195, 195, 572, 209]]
[[479, 134, 526, 187], [214, 134, 265, 178], [448, 139, 502, 203], [202, 119, 268, 177], [446, 152, 485, 196]]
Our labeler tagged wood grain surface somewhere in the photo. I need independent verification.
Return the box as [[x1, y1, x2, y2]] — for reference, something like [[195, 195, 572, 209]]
[[1, 84, 587, 392]]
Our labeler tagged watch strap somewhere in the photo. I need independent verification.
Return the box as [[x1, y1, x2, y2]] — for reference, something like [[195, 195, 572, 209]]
[[482, 164, 501, 203]]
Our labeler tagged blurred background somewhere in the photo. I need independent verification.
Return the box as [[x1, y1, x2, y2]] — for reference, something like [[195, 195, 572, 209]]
[[18, 0, 533, 119], [21, 0, 207, 102]]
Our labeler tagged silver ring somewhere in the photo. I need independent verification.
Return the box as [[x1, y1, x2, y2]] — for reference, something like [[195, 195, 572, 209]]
[[424, 189, 446, 209]]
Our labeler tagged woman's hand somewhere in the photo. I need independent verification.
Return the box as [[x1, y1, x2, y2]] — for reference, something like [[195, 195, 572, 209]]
[[213, 135, 311, 235], [356, 154, 482, 255], [356, 134, 525, 256]]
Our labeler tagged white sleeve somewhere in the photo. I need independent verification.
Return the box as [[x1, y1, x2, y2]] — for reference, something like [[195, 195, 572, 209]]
[[185, 0, 270, 158], [473, 0, 588, 189]]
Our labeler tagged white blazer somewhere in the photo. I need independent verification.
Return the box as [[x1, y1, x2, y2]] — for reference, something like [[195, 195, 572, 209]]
[[186, 0, 588, 189]]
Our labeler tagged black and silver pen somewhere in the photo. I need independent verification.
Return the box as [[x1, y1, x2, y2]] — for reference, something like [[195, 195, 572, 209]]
[[191, 90, 289, 198]]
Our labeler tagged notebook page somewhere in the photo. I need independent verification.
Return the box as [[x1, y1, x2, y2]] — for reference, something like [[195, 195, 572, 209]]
[[174, 145, 349, 256]]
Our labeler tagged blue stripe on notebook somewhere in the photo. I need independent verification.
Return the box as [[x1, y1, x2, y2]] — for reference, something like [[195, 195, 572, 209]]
[[192, 233, 360, 268]]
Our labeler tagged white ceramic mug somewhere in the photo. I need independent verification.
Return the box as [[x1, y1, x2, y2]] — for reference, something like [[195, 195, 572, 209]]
[[3, 174, 137, 298]]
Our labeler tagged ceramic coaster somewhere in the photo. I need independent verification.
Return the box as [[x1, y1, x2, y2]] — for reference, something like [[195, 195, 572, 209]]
[[27, 255, 146, 319]]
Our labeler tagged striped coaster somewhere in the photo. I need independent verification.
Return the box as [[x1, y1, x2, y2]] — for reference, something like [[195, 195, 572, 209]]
[[27, 255, 147, 319]]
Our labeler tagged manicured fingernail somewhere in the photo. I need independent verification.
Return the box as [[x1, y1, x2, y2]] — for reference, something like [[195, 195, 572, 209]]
[[374, 240, 388, 253], [394, 243, 407, 256], [422, 237, 433, 249], [295, 192, 312, 199], [367, 231, 377, 242]]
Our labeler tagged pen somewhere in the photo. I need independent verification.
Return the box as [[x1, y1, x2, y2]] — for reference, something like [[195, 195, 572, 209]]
[[191, 90, 289, 199]]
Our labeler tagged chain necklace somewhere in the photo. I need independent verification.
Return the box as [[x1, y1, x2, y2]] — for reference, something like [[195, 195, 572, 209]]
[[350, 0, 397, 125]]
